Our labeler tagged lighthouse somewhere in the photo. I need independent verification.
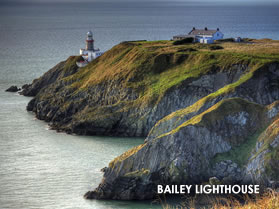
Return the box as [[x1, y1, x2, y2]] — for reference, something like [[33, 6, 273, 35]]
[[86, 31, 94, 51], [77, 30, 104, 67]]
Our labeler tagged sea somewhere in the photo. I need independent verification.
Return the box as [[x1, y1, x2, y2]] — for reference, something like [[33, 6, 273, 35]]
[[0, 1, 278, 209]]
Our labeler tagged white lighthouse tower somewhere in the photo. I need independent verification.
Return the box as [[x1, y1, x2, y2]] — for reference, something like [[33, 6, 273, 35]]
[[77, 31, 103, 67]]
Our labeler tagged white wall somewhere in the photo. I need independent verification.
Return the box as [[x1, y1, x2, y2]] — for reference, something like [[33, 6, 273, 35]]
[[80, 49, 85, 55]]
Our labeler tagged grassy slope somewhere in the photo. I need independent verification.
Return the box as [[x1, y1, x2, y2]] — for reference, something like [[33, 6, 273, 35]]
[[63, 39, 279, 107], [156, 98, 269, 167], [101, 39, 279, 168], [108, 98, 267, 170], [35, 39, 279, 145], [252, 114, 279, 180], [157, 98, 266, 138]]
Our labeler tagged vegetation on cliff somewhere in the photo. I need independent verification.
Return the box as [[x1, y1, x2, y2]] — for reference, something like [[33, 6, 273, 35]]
[[24, 39, 279, 137], [22, 39, 279, 200]]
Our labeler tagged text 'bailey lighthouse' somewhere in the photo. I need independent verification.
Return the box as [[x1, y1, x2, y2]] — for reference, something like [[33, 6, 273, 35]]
[[77, 31, 103, 67]]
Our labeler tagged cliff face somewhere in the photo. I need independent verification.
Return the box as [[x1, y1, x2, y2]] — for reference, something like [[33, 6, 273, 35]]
[[23, 39, 279, 200], [85, 99, 279, 200], [24, 41, 251, 136]]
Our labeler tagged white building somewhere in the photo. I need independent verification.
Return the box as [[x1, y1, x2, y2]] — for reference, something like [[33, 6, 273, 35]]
[[173, 27, 224, 44], [77, 31, 104, 67]]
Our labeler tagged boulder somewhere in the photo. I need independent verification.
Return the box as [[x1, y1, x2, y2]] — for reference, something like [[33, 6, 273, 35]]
[[5, 85, 20, 92]]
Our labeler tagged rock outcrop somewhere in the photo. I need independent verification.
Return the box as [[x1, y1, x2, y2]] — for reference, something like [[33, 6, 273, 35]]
[[21, 56, 83, 97], [5, 85, 20, 92], [22, 39, 279, 200], [85, 98, 279, 199]]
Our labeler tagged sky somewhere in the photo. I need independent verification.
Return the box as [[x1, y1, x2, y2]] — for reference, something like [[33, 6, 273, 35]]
[[1, 0, 278, 3], [0, 0, 278, 7]]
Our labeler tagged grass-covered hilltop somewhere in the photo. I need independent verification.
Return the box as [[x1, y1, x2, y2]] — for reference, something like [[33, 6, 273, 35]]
[[22, 39, 279, 200]]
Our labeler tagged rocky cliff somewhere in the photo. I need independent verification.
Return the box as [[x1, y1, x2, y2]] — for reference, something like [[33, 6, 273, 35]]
[[22, 39, 279, 200]]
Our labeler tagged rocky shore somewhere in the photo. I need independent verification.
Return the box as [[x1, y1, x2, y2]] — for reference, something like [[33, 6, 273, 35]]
[[20, 39, 279, 200], [5, 85, 20, 92]]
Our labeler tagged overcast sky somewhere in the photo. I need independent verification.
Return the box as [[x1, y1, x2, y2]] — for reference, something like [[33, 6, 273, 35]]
[[1, 0, 278, 3]]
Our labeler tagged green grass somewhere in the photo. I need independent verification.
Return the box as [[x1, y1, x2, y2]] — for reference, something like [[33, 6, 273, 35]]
[[124, 168, 150, 177], [249, 117, 279, 180], [156, 97, 265, 140], [31, 39, 279, 181], [110, 46, 133, 65], [62, 40, 279, 107], [53, 40, 279, 137], [212, 128, 265, 167], [41, 39, 279, 134], [265, 145, 279, 180], [109, 143, 146, 169], [150, 60, 272, 138], [64, 56, 83, 72]]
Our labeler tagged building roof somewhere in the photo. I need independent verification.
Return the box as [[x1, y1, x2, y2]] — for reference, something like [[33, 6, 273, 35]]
[[189, 28, 219, 36], [173, 34, 196, 38]]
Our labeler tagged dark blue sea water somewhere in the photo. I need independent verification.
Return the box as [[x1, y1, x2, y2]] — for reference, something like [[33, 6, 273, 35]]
[[0, 1, 278, 208]]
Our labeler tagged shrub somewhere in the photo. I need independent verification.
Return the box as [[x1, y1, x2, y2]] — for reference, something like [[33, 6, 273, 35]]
[[177, 48, 197, 52], [242, 38, 255, 42], [216, 38, 235, 43], [210, 45, 224, 50], [173, 37, 194, 45]]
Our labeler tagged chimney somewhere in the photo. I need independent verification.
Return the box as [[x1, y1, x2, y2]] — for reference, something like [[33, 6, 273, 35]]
[[217, 28, 219, 31], [193, 27, 196, 30], [205, 27, 208, 31]]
